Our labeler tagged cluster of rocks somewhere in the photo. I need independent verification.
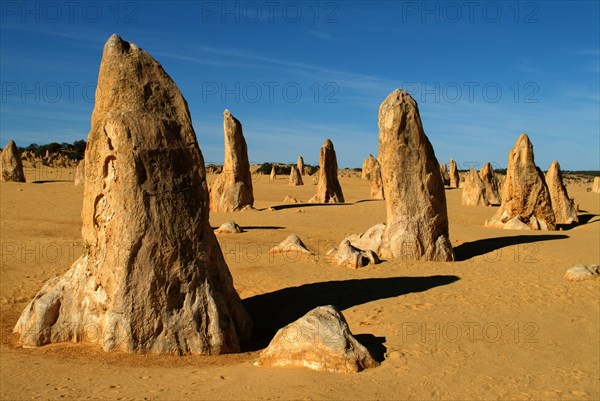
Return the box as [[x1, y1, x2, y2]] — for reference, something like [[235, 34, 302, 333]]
[[461, 162, 502, 206], [484, 134, 578, 230]]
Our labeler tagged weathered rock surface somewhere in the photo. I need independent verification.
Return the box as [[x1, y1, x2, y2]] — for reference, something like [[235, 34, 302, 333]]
[[333, 240, 379, 269], [439, 163, 450, 186], [215, 221, 244, 234], [269, 165, 276, 182], [361, 154, 377, 180], [74, 159, 85, 186], [209, 110, 254, 212], [1, 140, 26, 182], [255, 305, 378, 373], [297, 156, 305, 175], [289, 165, 304, 186], [592, 177, 600, 193], [308, 139, 344, 203], [449, 159, 459, 188], [270, 234, 313, 255], [479, 162, 501, 205], [461, 168, 489, 206], [546, 161, 578, 225], [370, 158, 384, 200], [13, 34, 252, 354], [484, 134, 556, 230], [564, 265, 600, 281], [377, 90, 454, 261]]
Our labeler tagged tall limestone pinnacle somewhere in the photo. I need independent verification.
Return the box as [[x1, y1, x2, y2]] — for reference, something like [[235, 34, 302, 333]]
[[309, 139, 344, 203], [209, 109, 254, 212], [14, 34, 252, 354], [377, 89, 454, 261], [485, 134, 556, 230]]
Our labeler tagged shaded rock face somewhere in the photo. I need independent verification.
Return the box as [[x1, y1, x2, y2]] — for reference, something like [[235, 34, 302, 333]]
[[255, 305, 378, 373], [448, 159, 459, 188], [439, 163, 450, 186], [546, 161, 578, 225], [370, 158, 384, 200], [479, 162, 501, 205], [289, 165, 304, 186], [333, 240, 379, 269], [13, 35, 251, 355], [377, 89, 454, 261], [297, 156, 305, 175], [461, 168, 489, 206], [74, 159, 85, 186], [361, 154, 377, 180], [1, 140, 26, 182], [209, 110, 254, 212], [485, 134, 556, 231], [309, 139, 344, 203]]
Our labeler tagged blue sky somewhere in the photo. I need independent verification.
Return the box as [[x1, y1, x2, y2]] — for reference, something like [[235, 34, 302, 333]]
[[1, 1, 599, 170]]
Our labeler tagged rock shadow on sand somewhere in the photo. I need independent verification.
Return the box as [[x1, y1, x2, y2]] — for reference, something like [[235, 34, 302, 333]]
[[454, 234, 569, 261], [243, 275, 459, 352]]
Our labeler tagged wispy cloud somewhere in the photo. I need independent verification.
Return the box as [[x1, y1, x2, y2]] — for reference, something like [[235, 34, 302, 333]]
[[306, 28, 333, 41]]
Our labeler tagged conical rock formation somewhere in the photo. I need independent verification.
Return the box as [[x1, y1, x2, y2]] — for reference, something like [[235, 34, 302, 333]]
[[479, 162, 501, 205], [546, 161, 578, 225], [289, 165, 303, 186], [1, 140, 26, 182], [449, 159, 459, 188], [13, 35, 251, 354], [484, 134, 556, 230], [377, 89, 454, 261], [308, 139, 344, 203], [209, 110, 254, 212], [461, 168, 489, 206]]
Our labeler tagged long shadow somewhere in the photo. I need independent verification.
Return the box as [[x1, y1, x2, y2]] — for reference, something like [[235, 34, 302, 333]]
[[31, 180, 73, 184], [241, 226, 285, 230], [454, 234, 569, 261], [242, 275, 459, 351], [268, 203, 351, 211]]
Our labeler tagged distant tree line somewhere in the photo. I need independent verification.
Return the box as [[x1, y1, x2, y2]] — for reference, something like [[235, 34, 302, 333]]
[[16, 140, 86, 160]]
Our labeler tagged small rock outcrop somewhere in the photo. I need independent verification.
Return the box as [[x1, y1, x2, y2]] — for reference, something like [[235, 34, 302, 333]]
[[333, 240, 379, 269], [209, 110, 254, 212], [479, 162, 501, 205], [289, 165, 304, 186], [308, 139, 344, 203], [1, 140, 26, 182], [255, 305, 379, 373], [449, 159, 459, 188], [564, 265, 600, 281], [269, 165, 276, 182], [13, 35, 252, 354], [377, 89, 454, 261], [283, 195, 301, 204], [546, 161, 578, 225], [461, 168, 489, 206], [484, 134, 556, 230], [270, 234, 313, 255], [215, 221, 244, 234]]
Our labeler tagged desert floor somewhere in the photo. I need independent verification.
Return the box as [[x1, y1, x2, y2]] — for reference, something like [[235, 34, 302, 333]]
[[1, 166, 599, 400]]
